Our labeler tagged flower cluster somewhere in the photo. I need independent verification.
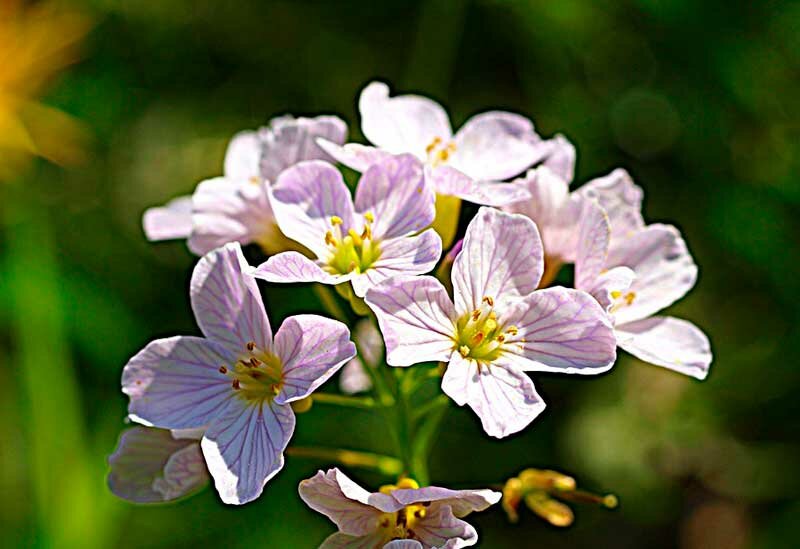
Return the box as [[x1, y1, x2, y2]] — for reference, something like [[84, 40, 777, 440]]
[[109, 81, 711, 547]]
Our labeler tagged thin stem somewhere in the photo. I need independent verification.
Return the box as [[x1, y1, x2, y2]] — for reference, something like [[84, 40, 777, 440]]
[[313, 283, 349, 323], [411, 394, 449, 423], [393, 368, 414, 477], [312, 393, 377, 410], [287, 446, 402, 476], [410, 396, 450, 486]]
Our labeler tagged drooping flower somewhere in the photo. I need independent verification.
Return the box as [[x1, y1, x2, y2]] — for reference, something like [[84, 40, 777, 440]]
[[252, 154, 442, 298], [299, 468, 500, 548], [107, 426, 208, 503], [365, 207, 617, 438], [143, 115, 347, 255], [574, 200, 712, 379], [340, 320, 383, 395], [121, 242, 356, 504]]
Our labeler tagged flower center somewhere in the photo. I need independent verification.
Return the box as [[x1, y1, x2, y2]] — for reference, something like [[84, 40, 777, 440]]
[[609, 290, 636, 313], [455, 296, 522, 363], [323, 213, 381, 275], [376, 478, 428, 542], [425, 136, 456, 167], [219, 341, 283, 401]]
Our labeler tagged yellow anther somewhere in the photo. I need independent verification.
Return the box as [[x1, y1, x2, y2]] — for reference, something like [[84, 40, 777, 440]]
[[497, 334, 506, 343], [325, 231, 336, 246], [330, 216, 343, 226], [472, 332, 485, 345], [379, 484, 397, 495], [348, 228, 363, 246], [610, 290, 622, 300], [459, 345, 470, 357], [624, 292, 636, 305], [488, 311, 497, 320], [471, 309, 481, 321], [396, 478, 419, 490], [364, 211, 375, 223], [425, 137, 442, 154], [482, 296, 494, 306], [484, 319, 498, 333], [248, 176, 259, 185], [506, 326, 518, 336], [246, 341, 256, 351]]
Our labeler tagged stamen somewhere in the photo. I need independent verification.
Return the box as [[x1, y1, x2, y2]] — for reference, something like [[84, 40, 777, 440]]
[[232, 379, 241, 390], [471, 309, 481, 321], [482, 296, 494, 306], [459, 345, 470, 357], [624, 292, 636, 305], [347, 228, 363, 246], [361, 224, 371, 240], [364, 211, 374, 223], [472, 332, 485, 345], [610, 291, 622, 300], [497, 334, 506, 343], [249, 357, 261, 367], [246, 341, 256, 351], [330, 216, 343, 226], [506, 325, 519, 336], [425, 137, 442, 154], [325, 231, 336, 246], [219, 365, 227, 374]]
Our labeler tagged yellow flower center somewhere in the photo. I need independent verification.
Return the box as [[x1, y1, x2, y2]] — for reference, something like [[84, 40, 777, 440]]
[[376, 478, 429, 543], [454, 296, 523, 363], [324, 213, 381, 275], [219, 341, 283, 401], [425, 137, 456, 167]]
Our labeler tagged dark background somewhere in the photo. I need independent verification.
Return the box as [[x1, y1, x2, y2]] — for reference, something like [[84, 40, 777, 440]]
[[1, 1, 799, 547]]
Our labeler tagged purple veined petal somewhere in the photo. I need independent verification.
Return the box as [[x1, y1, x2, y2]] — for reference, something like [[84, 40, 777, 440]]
[[451, 111, 548, 181], [383, 540, 425, 549], [616, 316, 711, 380], [260, 115, 348, 181], [272, 315, 356, 404], [190, 242, 273, 352], [143, 195, 193, 241], [588, 266, 636, 313], [299, 469, 395, 537], [354, 154, 434, 239], [427, 165, 530, 207], [365, 276, 457, 367], [188, 214, 249, 256], [503, 166, 582, 262], [451, 207, 544, 314], [251, 251, 351, 286], [339, 358, 372, 395], [201, 398, 295, 505], [107, 427, 208, 503], [574, 198, 611, 292], [606, 224, 698, 325], [407, 505, 478, 549], [319, 532, 392, 549], [578, 168, 645, 245], [122, 336, 236, 429], [224, 130, 261, 179], [541, 134, 576, 183], [390, 488, 501, 517], [494, 287, 617, 375], [317, 139, 394, 173], [359, 81, 453, 158], [442, 354, 546, 438], [350, 230, 443, 298], [270, 160, 356, 257]]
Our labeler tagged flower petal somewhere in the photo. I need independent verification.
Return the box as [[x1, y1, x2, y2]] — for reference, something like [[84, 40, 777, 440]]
[[409, 505, 478, 548], [496, 287, 617, 374], [365, 275, 457, 367], [391, 487, 501, 517], [190, 242, 272, 352], [616, 316, 711, 380], [339, 359, 372, 395], [578, 168, 644, 245], [359, 81, 452, 157], [317, 139, 394, 173], [384, 541, 425, 549], [270, 160, 356, 257], [252, 251, 350, 286], [224, 130, 261, 179], [574, 198, 611, 291], [451, 111, 547, 181], [339, 321, 381, 394], [588, 266, 636, 312], [259, 115, 348, 181], [442, 355, 545, 438], [107, 427, 208, 503], [273, 315, 356, 404], [319, 532, 393, 549], [451, 207, 543, 314], [350, 230, 442, 298], [541, 134, 576, 183], [142, 195, 193, 241], [122, 336, 235, 429], [201, 398, 295, 505], [429, 165, 530, 206], [354, 154, 434, 239], [606, 224, 697, 325]]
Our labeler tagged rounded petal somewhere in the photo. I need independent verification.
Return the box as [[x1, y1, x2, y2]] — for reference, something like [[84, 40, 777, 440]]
[[574, 198, 611, 291], [410, 505, 478, 548], [107, 427, 208, 503], [616, 316, 711, 380], [350, 230, 443, 298], [190, 242, 273, 352], [317, 139, 394, 173], [319, 532, 391, 549], [541, 134, 576, 183], [354, 154, 434, 239], [391, 488, 501, 517], [270, 160, 356, 257], [142, 195, 193, 241], [224, 130, 261, 179], [260, 115, 348, 181], [578, 168, 644, 245], [201, 399, 295, 505], [428, 165, 530, 206], [451, 207, 543, 314], [122, 336, 235, 429], [497, 288, 617, 374], [359, 81, 452, 157], [339, 359, 372, 395], [251, 251, 350, 286], [365, 276, 457, 367], [273, 315, 356, 404], [606, 224, 698, 325], [384, 541, 425, 549], [452, 111, 547, 181]]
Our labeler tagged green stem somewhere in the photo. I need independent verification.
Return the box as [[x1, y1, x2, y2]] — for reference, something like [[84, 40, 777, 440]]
[[411, 394, 449, 423], [312, 392, 377, 409], [393, 369, 414, 477], [313, 283, 349, 323], [410, 396, 450, 486], [287, 446, 402, 476]]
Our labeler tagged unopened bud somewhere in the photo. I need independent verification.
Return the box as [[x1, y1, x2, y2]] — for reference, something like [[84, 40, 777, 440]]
[[525, 492, 574, 527], [290, 396, 313, 413], [519, 468, 576, 492], [502, 477, 524, 523]]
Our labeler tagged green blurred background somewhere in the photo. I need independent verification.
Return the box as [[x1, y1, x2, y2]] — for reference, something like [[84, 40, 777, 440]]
[[1, 0, 799, 547]]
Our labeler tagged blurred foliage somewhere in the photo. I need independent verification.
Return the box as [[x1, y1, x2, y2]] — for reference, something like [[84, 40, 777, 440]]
[[1, 0, 799, 547]]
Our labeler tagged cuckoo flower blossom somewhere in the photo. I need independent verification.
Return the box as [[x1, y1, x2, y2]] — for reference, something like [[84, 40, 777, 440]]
[[108, 426, 208, 503], [318, 81, 549, 207], [299, 468, 500, 548], [574, 201, 712, 379], [366, 208, 617, 438], [252, 154, 442, 298], [122, 243, 356, 504], [143, 115, 347, 255]]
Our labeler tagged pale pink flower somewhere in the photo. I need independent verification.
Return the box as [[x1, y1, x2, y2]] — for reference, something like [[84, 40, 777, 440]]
[[122, 242, 356, 504], [143, 115, 347, 255], [252, 154, 442, 298], [299, 468, 500, 548], [340, 320, 383, 394], [365, 208, 617, 438]]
